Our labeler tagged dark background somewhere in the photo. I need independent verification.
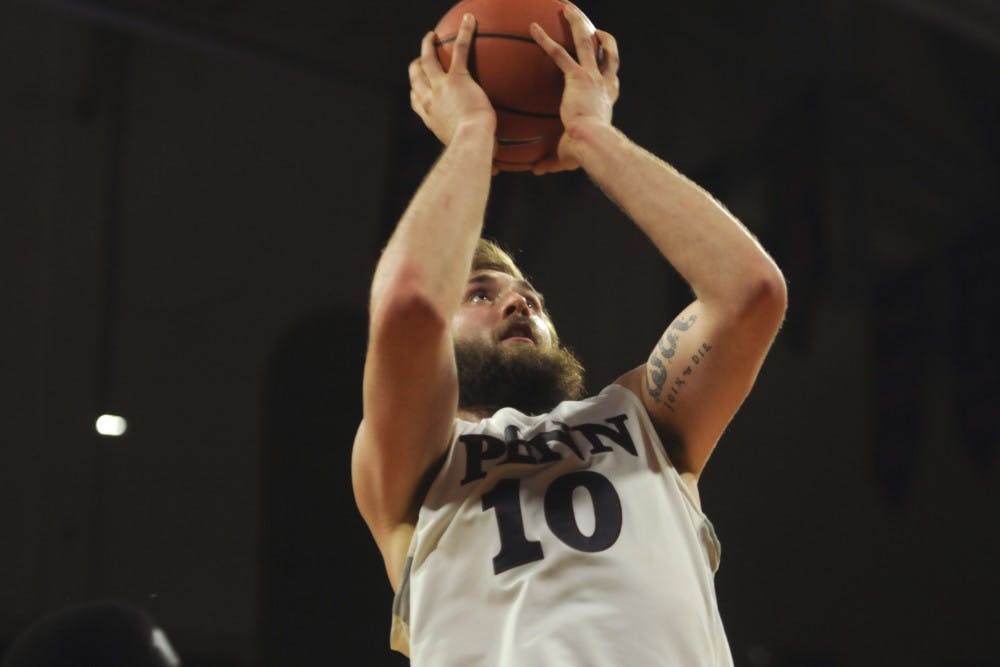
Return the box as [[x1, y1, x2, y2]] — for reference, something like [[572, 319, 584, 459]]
[[2, 0, 998, 665]]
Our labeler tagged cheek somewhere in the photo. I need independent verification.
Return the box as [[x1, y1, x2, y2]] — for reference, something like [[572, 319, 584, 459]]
[[536, 317, 557, 347], [452, 310, 495, 341]]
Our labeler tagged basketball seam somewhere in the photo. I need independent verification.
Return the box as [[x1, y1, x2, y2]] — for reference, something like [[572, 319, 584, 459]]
[[437, 33, 577, 55], [439, 33, 536, 45], [497, 136, 545, 146], [493, 104, 559, 119]]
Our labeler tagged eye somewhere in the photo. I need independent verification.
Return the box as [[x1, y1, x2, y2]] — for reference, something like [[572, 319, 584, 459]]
[[468, 289, 492, 304], [523, 293, 540, 310]]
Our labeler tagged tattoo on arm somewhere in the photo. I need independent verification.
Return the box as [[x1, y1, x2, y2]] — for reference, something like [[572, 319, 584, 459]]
[[670, 315, 697, 332], [644, 314, 711, 413], [647, 355, 668, 400]]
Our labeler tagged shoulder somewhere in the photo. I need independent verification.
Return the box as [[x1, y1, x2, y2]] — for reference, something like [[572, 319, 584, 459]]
[[612, 368, 701, 501]]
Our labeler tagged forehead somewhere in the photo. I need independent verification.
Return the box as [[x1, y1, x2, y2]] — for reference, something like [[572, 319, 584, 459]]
[[467, 270, 541, 295]]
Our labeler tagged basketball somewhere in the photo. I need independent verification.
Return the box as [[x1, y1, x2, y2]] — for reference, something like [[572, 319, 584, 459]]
[[434, 0, 599, 171]]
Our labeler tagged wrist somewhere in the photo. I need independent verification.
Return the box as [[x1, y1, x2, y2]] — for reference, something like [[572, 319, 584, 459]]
[[562, 119, 621, 163], [454, 116, 497, 140], [447, 118, 499, 168]]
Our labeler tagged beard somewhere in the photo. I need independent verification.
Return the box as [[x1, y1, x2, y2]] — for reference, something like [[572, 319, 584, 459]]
[[454, 338, 586, 417]]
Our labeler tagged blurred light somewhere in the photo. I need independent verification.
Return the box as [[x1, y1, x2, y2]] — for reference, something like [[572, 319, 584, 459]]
[[95, 414, 128, 437], [151, 627, 180, 667]]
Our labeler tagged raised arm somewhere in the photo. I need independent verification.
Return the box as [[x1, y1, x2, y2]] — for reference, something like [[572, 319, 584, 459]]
[[352, 14, 495, 586], [531, 9, 787, 480]]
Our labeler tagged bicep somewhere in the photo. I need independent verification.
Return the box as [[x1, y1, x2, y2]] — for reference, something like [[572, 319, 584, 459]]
[[622, 297, 783, 477]]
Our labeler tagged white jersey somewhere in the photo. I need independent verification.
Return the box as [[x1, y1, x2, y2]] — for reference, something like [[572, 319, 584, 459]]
[[391, 384, 734, 666]]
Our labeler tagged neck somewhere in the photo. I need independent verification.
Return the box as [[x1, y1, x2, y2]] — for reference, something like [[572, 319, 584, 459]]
[[457, 406, 493, 421]]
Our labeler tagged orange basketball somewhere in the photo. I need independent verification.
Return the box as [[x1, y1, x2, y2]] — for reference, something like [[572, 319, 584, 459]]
[[434, 0, 598, 171]]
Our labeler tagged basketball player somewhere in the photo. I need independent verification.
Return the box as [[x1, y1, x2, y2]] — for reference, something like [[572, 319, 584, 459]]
[[351, 7, 787, 665]]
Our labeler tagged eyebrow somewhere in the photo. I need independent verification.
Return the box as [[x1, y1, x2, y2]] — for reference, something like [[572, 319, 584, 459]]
[[467, 273, 546, 308]]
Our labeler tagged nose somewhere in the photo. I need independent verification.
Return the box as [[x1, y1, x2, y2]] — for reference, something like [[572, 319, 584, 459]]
[[501, 292, 532, 318]]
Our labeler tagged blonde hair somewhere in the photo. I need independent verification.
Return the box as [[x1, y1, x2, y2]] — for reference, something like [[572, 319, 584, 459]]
[[471, 238, 525, 280]]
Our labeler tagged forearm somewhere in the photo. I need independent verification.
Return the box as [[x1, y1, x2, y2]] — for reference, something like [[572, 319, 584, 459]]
[[571, 121, 784, 310], [370, 120, 495, 319]]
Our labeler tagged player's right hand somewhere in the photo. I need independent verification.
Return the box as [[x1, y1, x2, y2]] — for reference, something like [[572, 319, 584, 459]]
[[410, 14, 497, 146]]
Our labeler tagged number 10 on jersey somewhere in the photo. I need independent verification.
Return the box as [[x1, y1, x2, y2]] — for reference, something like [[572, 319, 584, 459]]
[[481, 471, 624, 574]]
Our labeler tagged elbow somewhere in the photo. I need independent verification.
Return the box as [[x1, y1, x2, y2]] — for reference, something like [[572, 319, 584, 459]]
[[743, 262, 788, 329], [711, 259, 787, 330]]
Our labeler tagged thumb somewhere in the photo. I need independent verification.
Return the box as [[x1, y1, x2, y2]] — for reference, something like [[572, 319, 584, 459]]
[[532, 154, 580, 175]]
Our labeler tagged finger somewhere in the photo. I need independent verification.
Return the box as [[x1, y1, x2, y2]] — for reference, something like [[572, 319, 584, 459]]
[[410, 89, 429, 124], [408, 57, 430, 95], [595, 30, 620, 79], [531, 155, 562, 175], [450, 13, 476, 75], [564, 5, 598, 70], [420, 31, 444, 77], [529, 22, 579, 73]]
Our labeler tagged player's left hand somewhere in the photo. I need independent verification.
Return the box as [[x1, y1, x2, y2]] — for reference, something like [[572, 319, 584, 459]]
[[529, 5, 620, 175]]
